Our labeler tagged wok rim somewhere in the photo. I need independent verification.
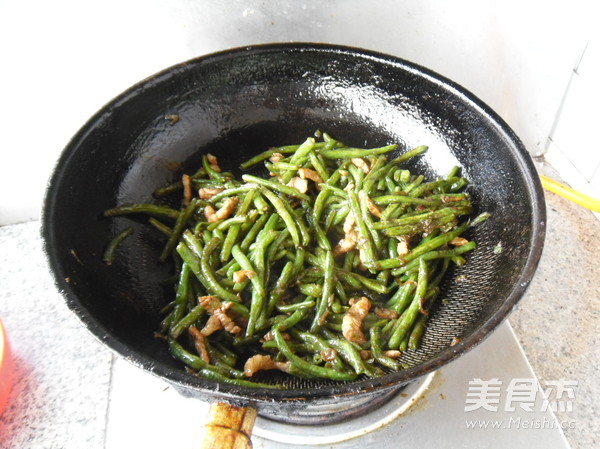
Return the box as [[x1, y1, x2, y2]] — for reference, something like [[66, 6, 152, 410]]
[[41, 42, 546, 404]]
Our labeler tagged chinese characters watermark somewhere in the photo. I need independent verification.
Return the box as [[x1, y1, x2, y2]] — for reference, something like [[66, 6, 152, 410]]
[[465, 378, 578, 413]]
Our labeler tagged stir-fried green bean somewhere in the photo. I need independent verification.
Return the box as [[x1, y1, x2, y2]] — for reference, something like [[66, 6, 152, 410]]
[[103, 132, 487, 386]]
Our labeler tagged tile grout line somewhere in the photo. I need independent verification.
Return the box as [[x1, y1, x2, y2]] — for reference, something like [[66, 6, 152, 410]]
[[102, 353, 117, 449]]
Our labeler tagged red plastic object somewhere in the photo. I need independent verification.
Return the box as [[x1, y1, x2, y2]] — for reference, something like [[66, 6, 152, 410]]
[[0, 319, 13, 415]]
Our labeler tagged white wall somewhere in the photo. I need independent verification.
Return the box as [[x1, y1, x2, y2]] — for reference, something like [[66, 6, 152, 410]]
[[0, 0, 593, 225], [545, 28, 600, 213]]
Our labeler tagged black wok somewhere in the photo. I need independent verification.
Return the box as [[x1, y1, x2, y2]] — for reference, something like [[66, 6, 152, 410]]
[[42, 43, 545, 441]]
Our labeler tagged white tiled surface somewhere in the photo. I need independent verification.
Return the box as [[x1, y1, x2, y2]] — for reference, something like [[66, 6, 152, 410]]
[[0, 0, 592, 225], [0, 222, 113, 449]]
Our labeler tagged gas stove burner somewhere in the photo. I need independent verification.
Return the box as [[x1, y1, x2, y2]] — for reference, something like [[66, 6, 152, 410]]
[[253, 372, 436, 445]]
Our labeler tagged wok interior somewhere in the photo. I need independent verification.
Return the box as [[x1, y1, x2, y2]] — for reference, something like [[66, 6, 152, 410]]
[[44, 45, 541, 404]]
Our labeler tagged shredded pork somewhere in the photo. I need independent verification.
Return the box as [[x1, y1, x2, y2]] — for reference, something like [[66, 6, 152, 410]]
[[206, 153, 221, 172], [342, 296, 371, 344], [333, 212, 358, 256], [244, 354, 290, 377], [188, 326, 210, 363], [198, 187, 224, 200], [198, 296, 242, 335], [204, 197, 238, 223]]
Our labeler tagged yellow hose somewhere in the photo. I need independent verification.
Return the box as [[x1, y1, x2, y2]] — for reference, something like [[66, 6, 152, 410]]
[[540, 175, 600, 213]]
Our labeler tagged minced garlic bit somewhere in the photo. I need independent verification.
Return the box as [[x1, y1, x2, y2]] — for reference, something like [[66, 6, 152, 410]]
[[351, 157, 370, 174], [298, 167, 323, 184], [287, 176, 309, 194], [233, 269, 256, 284], [342, 296, 371, 344], [450, 237, 469, 246], [375, 307, 398, 320], [269, 152, 285, 163], [359, 349, 371, 360], [397, 237, 410, 256], [320, 348, 337, 362]]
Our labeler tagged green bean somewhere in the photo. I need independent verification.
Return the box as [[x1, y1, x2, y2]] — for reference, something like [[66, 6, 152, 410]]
[[377, 221, 470, 270], [471, 211, 492, 226], [288, 204, 311, 248], [276, 298, 316, 313], [219, 224, 241, 262], [382, 213, 457, 237], [298, 283, 323, 298], [348, 190, 377, 271], [103, 226, 134, 265], [404, 175, 424, 194], [169, 304, 206, 339], [159, 198, 200, 262], [258, 187, 301, 247], [327, 337, 377, 377], [340, 270, 388, 294], [311, 250, 335, 332], [319, 183, 348, 199], [148, 218, 172, 236], [231, 245, 265, 299], [240, 213, 269, 252], [105, 132, 485, 384], [347, 163, 365, 191], [267, 161, 300, 172], [308, 151, 330, 182], [170, 263, 192, 329], [242, 174, 311, 202], [273, 328, 356, 381], [239, 146, 299, 170], [103, 203, 180, 220], [361, 156, 388, 193], [319, 144, 397, 159], [393, 145, 428, 165], [252, 191, 270, 213], [294, 330, 345, 371], [280, 137, 316, 184], [274, 308, 309, 332], [168, 339, 244, 378], [265, 260, 295, 316], [390, 241, 476, 276], [372, 194, 439, 207], [359, 190, 383, 250], [372, 207, 457, 230], [199, 368, 283, 388], [388, 258, 429, 349], [370, 326, 401, 370], [265, 228, 290, 262], [202, 154, 229, 181], [200, 237, 240, 302], [386, 274, 417, 314], [208, 185, 256, 204]]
